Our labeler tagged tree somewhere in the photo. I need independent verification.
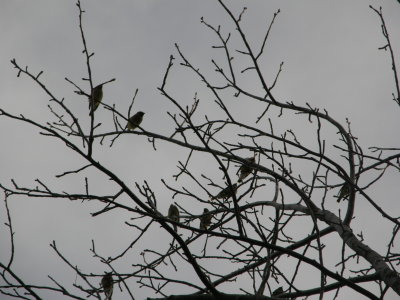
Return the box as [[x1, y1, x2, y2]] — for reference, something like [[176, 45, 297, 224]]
[[1, 1, 399, 299]]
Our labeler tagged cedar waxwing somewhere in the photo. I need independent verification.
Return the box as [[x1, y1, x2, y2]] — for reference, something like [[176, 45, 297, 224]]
[[337, 183, 350, 202], [127, 111, 145, 130], [200, 208, 212, 230], [238, 156, 256, 182], [101, 272, 113, 300], [168, 204, 180, 232], [212, 183, 238, 201], [89, 84, 104, 115]]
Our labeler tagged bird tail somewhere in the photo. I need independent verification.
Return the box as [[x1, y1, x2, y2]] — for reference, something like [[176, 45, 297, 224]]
[[89, 104, 95, 116]]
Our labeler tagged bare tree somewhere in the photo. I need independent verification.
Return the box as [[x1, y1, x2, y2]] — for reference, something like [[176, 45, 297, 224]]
[[1, 1, 399, 300]]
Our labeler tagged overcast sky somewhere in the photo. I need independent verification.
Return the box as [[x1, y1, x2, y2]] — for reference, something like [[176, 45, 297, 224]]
[[1, 1, 399, 300]]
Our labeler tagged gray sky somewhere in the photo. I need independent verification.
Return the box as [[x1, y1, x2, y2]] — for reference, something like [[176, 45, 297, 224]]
[[1, 1, 399, 299]]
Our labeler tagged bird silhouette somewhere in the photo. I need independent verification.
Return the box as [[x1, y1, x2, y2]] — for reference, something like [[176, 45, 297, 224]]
[[127, 111, 145, 130], [89, 84, 104, 115], [238, 156, 256, 182], [212, 183, 238, 201], [200, 208, 212, 230], [337, 183, 351, 202], [101, 272, 113, 300], [168, 204, 180, 232]]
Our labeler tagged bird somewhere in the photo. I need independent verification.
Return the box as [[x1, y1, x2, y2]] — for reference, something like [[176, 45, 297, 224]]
[[337, 183, 351, 202], [127, 111, 145, 131], [238, 156, 256, 182], [200, 208, 212, 230], [168, 204, 180, 232], [89, 84, 104, 115], [101, 272, 113, 300], [212, 183, 238, 201], [272, 286, 284, 296]]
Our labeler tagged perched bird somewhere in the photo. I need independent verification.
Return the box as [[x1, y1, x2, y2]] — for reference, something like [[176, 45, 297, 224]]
[[212, 183, 238, 201], [89, 84, 104, 115], [272, 286, 284, 296], [101, 272, 113, 300], [127, 111, 145, 130], [337, 183, 351, 202], [238, 156, 256, 182], [200, 208, 212, 230], [168, 204, 180, 232]]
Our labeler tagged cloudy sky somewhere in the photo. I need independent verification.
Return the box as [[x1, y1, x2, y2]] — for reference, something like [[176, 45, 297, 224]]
[[1, 1, 399, 299]]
